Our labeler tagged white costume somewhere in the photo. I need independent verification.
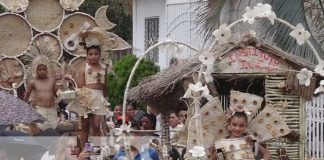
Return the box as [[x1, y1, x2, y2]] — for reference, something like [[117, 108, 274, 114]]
[[215, 136, 257, 160], [35, 106, 58, 130], [67, 63, 109, 117]]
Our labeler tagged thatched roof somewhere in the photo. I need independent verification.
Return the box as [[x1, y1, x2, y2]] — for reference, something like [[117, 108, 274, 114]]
[[128, 36, 316, 104], [128, 58, 201, 103]]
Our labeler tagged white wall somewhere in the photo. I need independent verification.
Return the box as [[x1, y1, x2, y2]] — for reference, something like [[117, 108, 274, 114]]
[[133, 0, 204, 70], [132, 0, 166, 58]]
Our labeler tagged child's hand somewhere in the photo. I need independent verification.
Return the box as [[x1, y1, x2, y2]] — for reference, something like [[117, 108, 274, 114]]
[[77, 150, 91, 160], [208, 145, 217, 160], [106, 121, 115, 129]]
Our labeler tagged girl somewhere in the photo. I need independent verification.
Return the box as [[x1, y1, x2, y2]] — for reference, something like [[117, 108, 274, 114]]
[[76, 45, 110, 147], [54, 133, 91, 160], [212, 112, 271, 160]]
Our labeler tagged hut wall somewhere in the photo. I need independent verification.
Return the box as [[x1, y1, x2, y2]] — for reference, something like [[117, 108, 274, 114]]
[[305, 94, 324, 159], [265, 74, 304, 160]]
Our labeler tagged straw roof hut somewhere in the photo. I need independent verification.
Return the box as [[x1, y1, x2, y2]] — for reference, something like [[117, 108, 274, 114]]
[[128, 36, 316, 112], [128, 36, 320, 159]]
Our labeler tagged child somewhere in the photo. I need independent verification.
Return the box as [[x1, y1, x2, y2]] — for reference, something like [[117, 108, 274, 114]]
[[71, 45, 109, 147], [23, 56, 59, 130], [212, 112, 271, 160]]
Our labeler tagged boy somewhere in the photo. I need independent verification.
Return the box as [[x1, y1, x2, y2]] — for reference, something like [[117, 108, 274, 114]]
[[23, 56, 59, 130]]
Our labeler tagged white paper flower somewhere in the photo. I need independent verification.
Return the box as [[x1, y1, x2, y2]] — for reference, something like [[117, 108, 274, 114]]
[[189, 146, 206, 158], [253, 3, 276, 24], [243, 7, 255, 24], [289, 23, 311, 45], [314, 80, 324, 94], [85, 37, 100, 47], [115, 124, 131, 142], [212, 23, 231, 44], [199, 54, 215, 66], [296, 68, 313, 86], [315, 60, 324, 77], [183, 82, 213, 101], [243, 3, 276, 25]]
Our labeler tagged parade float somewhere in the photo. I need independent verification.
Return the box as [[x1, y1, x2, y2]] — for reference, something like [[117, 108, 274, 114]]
[[0, 0, 131, 132], [0, 1, 323, 159], [125, 3, 324, 160]]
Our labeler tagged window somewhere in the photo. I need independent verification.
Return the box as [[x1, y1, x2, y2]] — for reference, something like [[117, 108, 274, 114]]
[[145, 17, 159, 63]]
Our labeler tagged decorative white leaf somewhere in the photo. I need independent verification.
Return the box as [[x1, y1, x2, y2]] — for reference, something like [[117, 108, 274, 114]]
[[314, 85, 324, 94], [289, 23, 311, 45], [315, 60, 324, 77]]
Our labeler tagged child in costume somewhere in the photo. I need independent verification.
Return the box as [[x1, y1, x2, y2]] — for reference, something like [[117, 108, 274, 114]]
[[67, 45, 110, 147], [23, 56, 59, 130], [213, 111, 271, 160]]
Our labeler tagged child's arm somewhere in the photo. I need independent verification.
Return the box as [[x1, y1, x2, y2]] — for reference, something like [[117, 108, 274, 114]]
[[53, 78, 60, 97], [23, 81, 35, 102], [258, 144, 271, 160]]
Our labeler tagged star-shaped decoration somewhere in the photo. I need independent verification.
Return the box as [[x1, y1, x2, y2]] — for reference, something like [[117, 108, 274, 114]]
[[277, 99, 289, 111]]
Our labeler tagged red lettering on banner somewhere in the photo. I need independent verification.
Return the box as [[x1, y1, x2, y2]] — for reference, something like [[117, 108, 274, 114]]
[[225, 47, 282, 72]]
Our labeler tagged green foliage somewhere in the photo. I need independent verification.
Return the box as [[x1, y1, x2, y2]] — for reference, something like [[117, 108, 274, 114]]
[[108, 54, 159, 107], [106, 1, 132, 43], [0, 4, 5, 13]]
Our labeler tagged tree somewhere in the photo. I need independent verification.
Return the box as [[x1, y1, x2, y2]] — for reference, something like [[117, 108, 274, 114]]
[[108, 54, 159, 107], [198, 0, 324, 63], [79, 0, 132, 43], [0, 4, 5, 13]]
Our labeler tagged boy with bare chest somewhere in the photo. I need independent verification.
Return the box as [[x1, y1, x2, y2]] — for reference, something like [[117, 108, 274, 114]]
[[23, 58, 59, 130]]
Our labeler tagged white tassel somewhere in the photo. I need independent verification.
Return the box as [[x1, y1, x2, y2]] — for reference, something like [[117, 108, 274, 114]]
[[254, 141, 259, 156], [12, 83, 18, 97]]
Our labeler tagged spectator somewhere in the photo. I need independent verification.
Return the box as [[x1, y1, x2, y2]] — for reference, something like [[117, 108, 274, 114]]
[[169, 112, 180, 139], [126, 103, 145, 126]]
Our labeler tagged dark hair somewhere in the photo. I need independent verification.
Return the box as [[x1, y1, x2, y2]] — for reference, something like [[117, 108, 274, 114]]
[[141, 113, 157, 129], [169, 111, 178, 117], [86, 45, 101, 55], [130, 122, 141, 130], [229, 111, 248, 123], [126, 102, 137, 110]]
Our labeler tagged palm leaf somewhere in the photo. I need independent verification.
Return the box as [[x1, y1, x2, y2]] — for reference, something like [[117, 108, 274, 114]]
[[261, 0, 324, 63], [305, 0, 324, 46], [196, 0, 227, 42]]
